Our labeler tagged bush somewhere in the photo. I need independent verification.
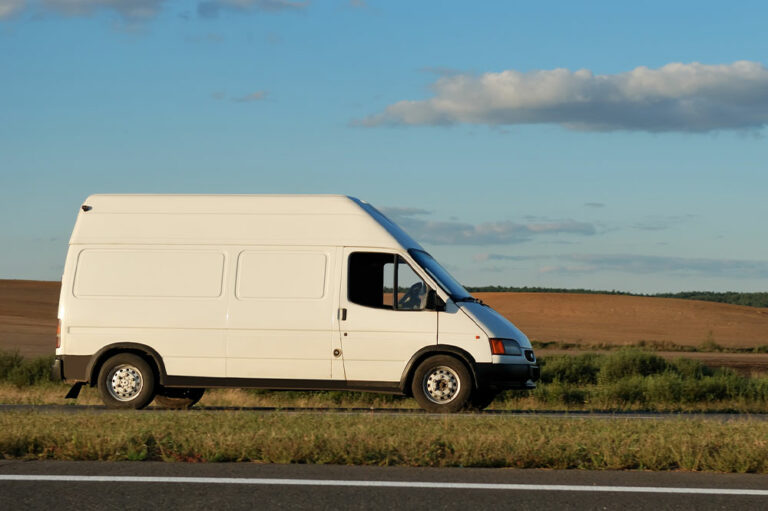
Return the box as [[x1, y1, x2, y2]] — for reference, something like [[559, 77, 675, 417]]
[[644, 373, 684, 403], [533, 381, 587, 405], [668, 358, 712, 380], [0, 350, 54, 387], [597, 375, 647, 405], [0, 351, 25, 380], [598, 350, 669, 384], [539, 354, 601, 385]]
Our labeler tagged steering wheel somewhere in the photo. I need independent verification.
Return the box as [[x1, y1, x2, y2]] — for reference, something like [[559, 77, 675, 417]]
[[398, 282, 426, 309]]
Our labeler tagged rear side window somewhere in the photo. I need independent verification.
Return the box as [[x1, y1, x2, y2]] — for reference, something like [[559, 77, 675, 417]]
[[236, 251, 327, 299], [348, 252, 428, 310], [73, 249, 225, 298]]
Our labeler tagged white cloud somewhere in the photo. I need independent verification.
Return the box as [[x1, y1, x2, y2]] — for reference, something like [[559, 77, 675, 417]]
[[358, 61, 768, 133], [0, 0, 25, 19], [42, 0, 167, 19], [381, 208, 596, 245], [198, 0, 307, 18]]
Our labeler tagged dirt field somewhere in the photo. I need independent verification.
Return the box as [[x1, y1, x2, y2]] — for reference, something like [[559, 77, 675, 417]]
[[0, 280, 60, 357], [475, 292, 768, 349], [2, 280, 767, 363]]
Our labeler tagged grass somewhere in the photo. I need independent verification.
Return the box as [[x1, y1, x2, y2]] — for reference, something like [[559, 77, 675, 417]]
[[2, 349, 768, 412], [531, 351, 768, 411], [3, 349, 767, 472], [1, 411, 767, 472]]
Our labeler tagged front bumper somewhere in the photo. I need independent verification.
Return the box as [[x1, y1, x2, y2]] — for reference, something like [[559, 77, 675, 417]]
[[475, 362, 539, 390]]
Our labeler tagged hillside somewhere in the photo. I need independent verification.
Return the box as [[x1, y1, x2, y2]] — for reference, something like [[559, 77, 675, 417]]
[[1, 280, 767, 358]]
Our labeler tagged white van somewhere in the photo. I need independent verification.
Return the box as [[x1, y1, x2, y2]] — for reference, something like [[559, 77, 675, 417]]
[[52, 195, 538, 412]]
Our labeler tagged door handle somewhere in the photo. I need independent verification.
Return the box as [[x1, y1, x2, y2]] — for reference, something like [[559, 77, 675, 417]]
[[339, 308, 347, 321], [333, 349, 341, 357]]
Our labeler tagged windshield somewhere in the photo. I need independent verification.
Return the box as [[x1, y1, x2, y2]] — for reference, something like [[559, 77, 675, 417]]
[[408, 249, 473, 301]]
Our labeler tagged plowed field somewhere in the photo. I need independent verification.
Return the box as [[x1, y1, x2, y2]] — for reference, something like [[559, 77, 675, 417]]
[[2, 281, 767, 365], [474, 292, 768, 349]]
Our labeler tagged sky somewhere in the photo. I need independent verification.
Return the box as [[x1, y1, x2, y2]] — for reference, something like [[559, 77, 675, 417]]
[[1, 0, 767, 293]]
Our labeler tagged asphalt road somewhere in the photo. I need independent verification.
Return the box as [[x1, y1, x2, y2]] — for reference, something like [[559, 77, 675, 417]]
[[1, 461, 766, 510]]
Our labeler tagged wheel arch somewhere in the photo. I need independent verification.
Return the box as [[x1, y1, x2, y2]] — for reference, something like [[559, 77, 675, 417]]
[[399, 345, 478, 395], [87, 343, 167, 387]]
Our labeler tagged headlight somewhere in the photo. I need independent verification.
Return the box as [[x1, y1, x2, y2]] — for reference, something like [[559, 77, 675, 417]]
[[488, 338, 522, 356]]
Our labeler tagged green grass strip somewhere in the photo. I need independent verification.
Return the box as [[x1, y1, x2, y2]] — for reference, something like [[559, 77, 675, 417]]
[[1, 411, 767, 472]]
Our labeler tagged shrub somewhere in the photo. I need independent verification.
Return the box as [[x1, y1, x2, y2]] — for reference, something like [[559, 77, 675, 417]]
[[539, 354, 601, 385], [0, 351, 54, 387], [0, 351, 25, 380], [668, 358, 712, 380], [596, 375, 647, 405], [598, 350, 669, 384], [533, 381, 587, 405], [644, 373, 684, 403]]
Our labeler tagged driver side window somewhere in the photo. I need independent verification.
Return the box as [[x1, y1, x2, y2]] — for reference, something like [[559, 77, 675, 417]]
[[395, 258, 427, 310], [348, 252, 428, 311]]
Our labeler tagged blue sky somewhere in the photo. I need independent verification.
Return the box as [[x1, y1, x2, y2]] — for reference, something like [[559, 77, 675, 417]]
[[1, 0, 767, 293]]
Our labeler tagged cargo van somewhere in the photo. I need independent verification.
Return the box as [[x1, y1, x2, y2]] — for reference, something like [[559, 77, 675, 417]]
[[52, 195, 538, 412]]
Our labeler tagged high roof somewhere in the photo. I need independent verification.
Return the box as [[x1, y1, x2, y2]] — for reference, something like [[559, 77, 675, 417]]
[[70, 194, 423, 250], [81, 194, 362, 215]]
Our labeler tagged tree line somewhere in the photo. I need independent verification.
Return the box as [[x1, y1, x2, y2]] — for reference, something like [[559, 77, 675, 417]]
[[463, 286, 768, 308]]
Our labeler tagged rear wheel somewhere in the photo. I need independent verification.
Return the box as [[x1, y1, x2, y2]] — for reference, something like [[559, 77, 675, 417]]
[[154, 388, 205, 409], [411, 355, 472, 413], [97, 353, 156, 409]]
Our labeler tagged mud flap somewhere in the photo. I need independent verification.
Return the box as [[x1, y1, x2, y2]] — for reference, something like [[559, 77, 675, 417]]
[[65, 382, 83, 399]]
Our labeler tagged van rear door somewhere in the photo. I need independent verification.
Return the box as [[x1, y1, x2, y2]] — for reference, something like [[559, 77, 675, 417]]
[[338, 248, 438, 383]]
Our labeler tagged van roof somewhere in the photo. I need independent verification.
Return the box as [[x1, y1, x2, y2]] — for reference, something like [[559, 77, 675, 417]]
[[71, 194, 423, 250]]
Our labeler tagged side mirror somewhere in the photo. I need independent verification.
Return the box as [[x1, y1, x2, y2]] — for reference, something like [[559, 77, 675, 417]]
[[426, 289, 446, 311]]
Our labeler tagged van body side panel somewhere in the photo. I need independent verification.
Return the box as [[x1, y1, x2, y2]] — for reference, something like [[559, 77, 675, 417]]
[[225, 247, 336, 380], [63, 245, 228, 377], [436, 302, 494, 364]]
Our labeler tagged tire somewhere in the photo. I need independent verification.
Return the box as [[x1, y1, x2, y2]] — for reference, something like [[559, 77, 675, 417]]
[[467, 388, 499, 411], [154, 388, 205, 409], [411, 355, 472, 413], [97, 353, 156, 409]]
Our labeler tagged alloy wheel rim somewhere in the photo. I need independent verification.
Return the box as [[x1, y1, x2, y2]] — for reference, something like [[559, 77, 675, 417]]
[[107, 364, 144, 402], [423, 366, 461, 404]]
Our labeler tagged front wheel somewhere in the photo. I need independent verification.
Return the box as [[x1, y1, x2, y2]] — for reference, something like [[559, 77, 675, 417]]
[[154, 388, 205, 409], [411, 355, 472, 413], [97, 353, 156, 409], [467, 388, 499, 411]]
